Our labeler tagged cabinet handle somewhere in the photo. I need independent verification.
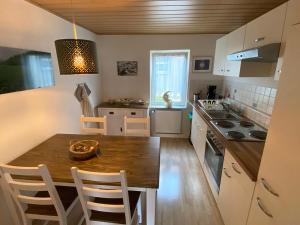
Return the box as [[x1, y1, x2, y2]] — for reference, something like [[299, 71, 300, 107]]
[[231, 163, 241, 174], [109, 112, 114, 115], [261, 178, 279, 197], [256, 197, 273, 218], [255, 37, 265, 43], [226, 69, 230, 72], [131, 112, 136, 115], [223, 168, 231, 178], [120, 127, 123, 132], [292, 22, 300, 26]]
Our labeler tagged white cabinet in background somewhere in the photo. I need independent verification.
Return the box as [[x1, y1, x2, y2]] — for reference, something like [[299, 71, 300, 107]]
[[247, 21, 300, 225], [218, 150, 255, 225], [243, 3, 287, 50], [191, 108, 208, 166], [98, 108, 148, 136]]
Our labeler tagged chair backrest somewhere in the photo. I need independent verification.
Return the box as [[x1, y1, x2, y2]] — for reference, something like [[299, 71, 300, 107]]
[[0, 164, 66, 225], [80, 115, 107, 135], [71, 168, 131, 225], [124, 116, 150, 137]]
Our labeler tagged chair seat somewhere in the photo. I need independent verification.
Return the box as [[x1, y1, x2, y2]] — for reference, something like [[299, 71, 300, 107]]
[[90, 191, 140, 224], [25, 186, 78, 216]]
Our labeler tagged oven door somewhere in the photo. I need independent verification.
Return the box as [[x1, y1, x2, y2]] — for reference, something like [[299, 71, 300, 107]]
[[204, 137, 224, 189]]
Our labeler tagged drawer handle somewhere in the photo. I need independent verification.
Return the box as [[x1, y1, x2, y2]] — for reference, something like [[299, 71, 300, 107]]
[[255, 37, 265, 43], [109, 112, 114, 115], [293, 22, 300, 26], [131, 112, 136, 115], [223, 168, 231, 178], [261, 178, 279, 197], [256, 197, 273, 218], [231, 163, 241, 174]]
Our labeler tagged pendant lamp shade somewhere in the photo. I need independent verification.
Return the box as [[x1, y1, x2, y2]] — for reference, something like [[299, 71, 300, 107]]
[[55, 39, 98, 75]]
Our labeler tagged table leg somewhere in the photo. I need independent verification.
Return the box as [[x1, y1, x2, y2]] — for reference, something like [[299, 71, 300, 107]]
[[146, 188, 157, 225]]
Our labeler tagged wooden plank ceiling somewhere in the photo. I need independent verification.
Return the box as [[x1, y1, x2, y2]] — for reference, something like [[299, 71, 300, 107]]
[[26, 0, 288, 34]]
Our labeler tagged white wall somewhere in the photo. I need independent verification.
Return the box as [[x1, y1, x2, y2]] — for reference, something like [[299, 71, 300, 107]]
[[0, 0, 101, 223], [97, 34, 224, 102], [0, 0, 101, 165]]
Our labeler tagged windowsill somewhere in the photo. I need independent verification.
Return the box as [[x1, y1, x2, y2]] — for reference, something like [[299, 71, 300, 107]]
[[149, 105, 187, 110]]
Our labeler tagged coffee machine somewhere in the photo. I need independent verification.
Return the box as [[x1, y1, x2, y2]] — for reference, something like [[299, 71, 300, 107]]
[[207, 85, 217, 99]]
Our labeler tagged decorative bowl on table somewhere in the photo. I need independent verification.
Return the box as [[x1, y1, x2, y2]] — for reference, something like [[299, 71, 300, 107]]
[[69, 140, 99, 160]]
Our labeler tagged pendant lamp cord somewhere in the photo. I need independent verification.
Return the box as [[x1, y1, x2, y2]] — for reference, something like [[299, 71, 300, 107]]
[[71, 0, 78, 40]]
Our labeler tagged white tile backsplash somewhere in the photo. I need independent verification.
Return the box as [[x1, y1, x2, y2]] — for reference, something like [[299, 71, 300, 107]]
[[223, 81, 278, 128]]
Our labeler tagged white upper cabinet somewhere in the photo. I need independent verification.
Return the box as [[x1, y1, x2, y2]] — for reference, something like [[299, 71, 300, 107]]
[[213, 36, 227, 76], [287, 0, 300, 25], [243, 3, 288, 50], [224, 25, 246, 77], [275, 0, 299, 80]]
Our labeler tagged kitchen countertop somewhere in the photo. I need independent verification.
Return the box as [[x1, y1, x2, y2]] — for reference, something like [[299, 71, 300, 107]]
[[190, 102, 265, 182], [97, 102, 149, 109]]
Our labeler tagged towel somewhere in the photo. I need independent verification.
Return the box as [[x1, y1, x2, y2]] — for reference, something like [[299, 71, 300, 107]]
[[74, 83, 93, 117], [74, 83, 91, 102]]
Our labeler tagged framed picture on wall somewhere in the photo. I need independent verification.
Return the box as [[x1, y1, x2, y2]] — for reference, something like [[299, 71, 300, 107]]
[[192, 56, 213, 73], [117, 61, 138, 76]]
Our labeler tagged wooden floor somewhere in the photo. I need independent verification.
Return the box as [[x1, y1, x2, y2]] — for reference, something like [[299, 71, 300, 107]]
[[156, 138, 224, 225]]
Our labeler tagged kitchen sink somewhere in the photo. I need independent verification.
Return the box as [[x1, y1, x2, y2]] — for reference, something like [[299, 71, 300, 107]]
[[202, 109, 240, 120]]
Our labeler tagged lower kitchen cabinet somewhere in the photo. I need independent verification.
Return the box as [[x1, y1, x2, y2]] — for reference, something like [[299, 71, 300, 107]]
[[191, 108, 208, 166], [98, 108, 148, 136], [218, 149, 255, 225]]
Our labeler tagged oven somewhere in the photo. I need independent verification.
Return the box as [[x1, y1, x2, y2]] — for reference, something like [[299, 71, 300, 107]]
[[204, 128, 224, 193]]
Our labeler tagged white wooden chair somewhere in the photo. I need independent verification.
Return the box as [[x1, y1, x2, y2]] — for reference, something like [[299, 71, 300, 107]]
[[124, 116, 150, 137], [71, 167, 140, 225], [0, 164, 82, 225], [80, 115, 107, 135]]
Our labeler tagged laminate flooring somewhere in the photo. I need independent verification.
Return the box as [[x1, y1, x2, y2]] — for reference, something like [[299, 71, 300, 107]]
[[156, 138, 224, 225]]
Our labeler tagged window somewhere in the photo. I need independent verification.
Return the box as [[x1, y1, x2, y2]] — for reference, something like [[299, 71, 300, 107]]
[[150, 50, 190, 108]]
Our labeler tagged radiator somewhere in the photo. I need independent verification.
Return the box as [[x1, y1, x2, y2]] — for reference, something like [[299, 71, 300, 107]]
[[154, 110, 182, 134]]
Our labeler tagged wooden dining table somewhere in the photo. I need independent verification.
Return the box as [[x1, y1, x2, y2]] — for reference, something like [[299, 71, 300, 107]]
[[7, 134, 161, 225]]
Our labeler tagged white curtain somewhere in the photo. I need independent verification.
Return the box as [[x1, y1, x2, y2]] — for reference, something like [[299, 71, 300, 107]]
[[151, 51, 189, 107], [22, 53, 54, 89]]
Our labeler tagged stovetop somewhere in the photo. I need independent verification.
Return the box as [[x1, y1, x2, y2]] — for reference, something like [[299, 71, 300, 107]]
[[211, 119, 267, 142]]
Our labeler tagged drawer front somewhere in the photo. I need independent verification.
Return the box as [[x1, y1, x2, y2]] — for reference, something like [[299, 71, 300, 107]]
[[99, 108, 124, 117], [125, 109, 147, 118]]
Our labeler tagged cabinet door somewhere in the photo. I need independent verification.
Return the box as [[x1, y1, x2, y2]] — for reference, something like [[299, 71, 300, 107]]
[[224, 25, 246, 77], [213, 36, 227, 75], [274, 0, 299, 80], [99, 108, 124, 135], [197, 115, 208, 166], [247, 23, 300, 225], [287, 0, 300, 26], [218, 162, 234, 225], [244, 3, 287, 49], [218, 150, 255, 225], [191, 110, 207, 166]]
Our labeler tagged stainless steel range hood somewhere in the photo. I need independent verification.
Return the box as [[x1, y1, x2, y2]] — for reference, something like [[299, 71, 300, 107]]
[[227, 43, 281, 62]]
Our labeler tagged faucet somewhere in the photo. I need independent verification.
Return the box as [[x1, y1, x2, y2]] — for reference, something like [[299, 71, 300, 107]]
[[221, 102, 230, 112]]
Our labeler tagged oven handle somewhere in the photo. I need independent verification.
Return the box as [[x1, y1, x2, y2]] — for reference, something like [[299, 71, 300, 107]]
[[206, 138, 222, 156]]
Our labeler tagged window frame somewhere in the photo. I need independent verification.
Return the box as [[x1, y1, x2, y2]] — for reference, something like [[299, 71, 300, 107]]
[[150, 49, 190, 108]]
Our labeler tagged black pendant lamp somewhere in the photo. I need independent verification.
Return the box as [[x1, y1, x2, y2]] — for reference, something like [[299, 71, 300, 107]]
[[55, 1, 98, 75]]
